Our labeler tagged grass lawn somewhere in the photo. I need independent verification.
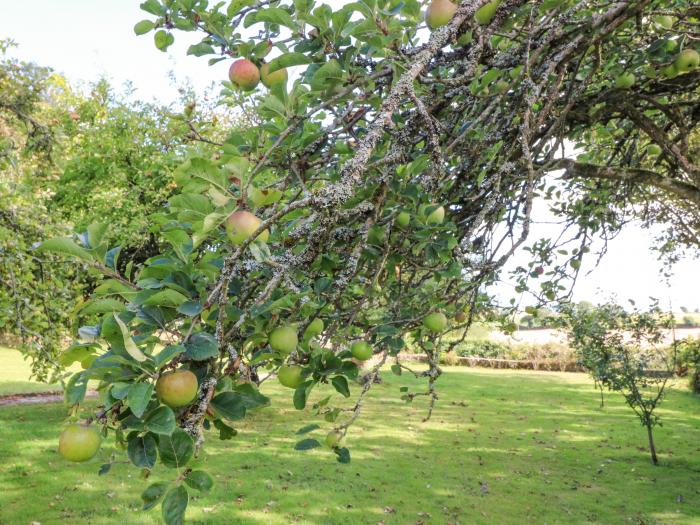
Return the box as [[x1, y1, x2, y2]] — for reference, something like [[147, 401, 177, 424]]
[[0, 365, 699, 524], [0, 345, 67, 396]]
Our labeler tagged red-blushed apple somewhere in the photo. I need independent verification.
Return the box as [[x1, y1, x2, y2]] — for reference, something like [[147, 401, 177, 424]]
[[425, 0, 457, 30], [229, 59, 260, 91], [226, 210, 269, 245]]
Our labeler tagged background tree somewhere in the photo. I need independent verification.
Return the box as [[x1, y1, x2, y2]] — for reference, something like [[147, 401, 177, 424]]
[[30, 0, 700, 523], [561, 301, 676, 465]]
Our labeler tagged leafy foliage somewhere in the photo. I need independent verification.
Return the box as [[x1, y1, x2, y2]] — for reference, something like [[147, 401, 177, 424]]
[[28, 0, 700, 522]]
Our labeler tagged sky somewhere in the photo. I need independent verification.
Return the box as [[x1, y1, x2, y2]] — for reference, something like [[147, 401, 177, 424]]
[[1, 1, 698, 311]]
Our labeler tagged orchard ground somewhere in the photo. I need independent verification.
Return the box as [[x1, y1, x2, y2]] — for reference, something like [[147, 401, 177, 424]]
[[1, 348, 699, 525]]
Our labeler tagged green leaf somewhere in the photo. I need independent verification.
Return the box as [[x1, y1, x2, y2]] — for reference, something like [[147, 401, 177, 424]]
[[334, 446, 351, 463], [86, 223, 108, 249], [310, 60, 343, 91], [144, 406, 176, 435], [184, 470, 214, 492], [142, 481, 169, 510], [128, 382, 154, 418], [64, 372, 88, 405], [267, 53, 313, 73], [210, 392, 247, 420], [293, 386, 307, 410], [154, 30, 174, 51], [294, 438, 321, 451], [247, 7, 297, 30], [296, 424, 320, 435], [134, 19, 155, 35], [187, 42, 215, 56], [184, 332, 219, 360], [331, 376, 350, 397], [79, 298, 126, 315], [98, 463, 111, 476], [213, 419, 237, 440], [127, 431, 158, 468], [143, 289, 189, 308], [154, 345, 185, 369], [159, 428, 194, 468], [233, 383, 270, 409], [177, 300, 202, 316], [140, 0, 165, 15], [113, 314, 148, 362], [162, 485, 188, 525], [37, 237, 94, 262]]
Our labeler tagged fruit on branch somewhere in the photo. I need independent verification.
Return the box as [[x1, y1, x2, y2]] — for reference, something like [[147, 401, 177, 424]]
[[661, 63, 678, 78], [156, 369, 199, 408], [351, 341, 373, 361], [423, 312, 447, 332], [455, 311, 467, 323], [277, 365, 304, 388], [303, 318, 324, 339], [226, 210, 269, 245], [614, 72, 635, 89], [475, 0, 501, 25], [228, 59, 260, 91], [260, 62, 288, 88], [654, 15, 674, 29], [325, 430, 343, 449], [647, 144, 662, 156], [269, 325, 298, 354], [58, 424, 101, 462], [674, 49, 700, 73], [396, 211, 410, 227], [421, 204, 445, 225], [425, 0, 457, 30]]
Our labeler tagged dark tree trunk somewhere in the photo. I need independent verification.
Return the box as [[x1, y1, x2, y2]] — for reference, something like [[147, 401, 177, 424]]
[[647, 424, 658, 465]]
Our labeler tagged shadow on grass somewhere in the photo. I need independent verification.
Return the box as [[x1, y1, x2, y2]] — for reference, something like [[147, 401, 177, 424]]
[[0, 369, 699, 525]]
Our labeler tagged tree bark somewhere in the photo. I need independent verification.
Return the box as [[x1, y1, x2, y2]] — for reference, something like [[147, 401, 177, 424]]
[[647, 424, 658, 465]]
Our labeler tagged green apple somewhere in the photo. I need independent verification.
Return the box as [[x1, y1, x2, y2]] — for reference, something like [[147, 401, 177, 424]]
[[325, 430, 343, 449], [396, 211, 410, 227], [661, 63, 678, 78], [475, 0, 501, 25], [269, 325, 298, 354], [304, 318, 324, 339], [425, 0, 457, 30], [277, 365, 304, 388], [58, 424, 101, 462], [156, 369, 199, 408], [226, 210, 269, 245], [421, 204, 445, 225], [675, 49, 700, 73], [647, 144, 662, 156], [423, 312, 447, 332], [351, 341, 373, 361], [455, 311, 467, 323], [615, 72, 635, 89], [260, 62, 288, 89], [654, 15, 674, 29]]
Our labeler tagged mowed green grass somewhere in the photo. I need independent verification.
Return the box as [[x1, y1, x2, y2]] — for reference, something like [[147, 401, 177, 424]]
[[1, 364, 699, 525], [0, 346, 67, 395]]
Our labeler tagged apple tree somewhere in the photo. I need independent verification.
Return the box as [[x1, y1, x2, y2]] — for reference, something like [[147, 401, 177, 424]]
[[39, 0, 698, 522]]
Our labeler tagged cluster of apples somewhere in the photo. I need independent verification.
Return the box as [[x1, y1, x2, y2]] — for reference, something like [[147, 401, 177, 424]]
[[228, 58, 288, 91], [58, 368, 200, 462]]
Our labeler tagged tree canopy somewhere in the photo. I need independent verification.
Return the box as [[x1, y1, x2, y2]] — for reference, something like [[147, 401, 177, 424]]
[[23, 0, 700, 523]]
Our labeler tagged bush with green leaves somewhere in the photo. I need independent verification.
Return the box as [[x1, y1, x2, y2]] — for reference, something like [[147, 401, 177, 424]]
[[677, 336, 700, 393], [561, 301, 676, 464], [36, 0, 700, 522]]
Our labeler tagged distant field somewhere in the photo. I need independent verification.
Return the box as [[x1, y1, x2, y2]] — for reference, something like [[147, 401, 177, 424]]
[[0, 346, 66, 396]]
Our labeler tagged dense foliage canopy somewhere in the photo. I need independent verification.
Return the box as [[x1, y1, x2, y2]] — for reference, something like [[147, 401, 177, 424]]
[[19, 0, 700, 522]]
